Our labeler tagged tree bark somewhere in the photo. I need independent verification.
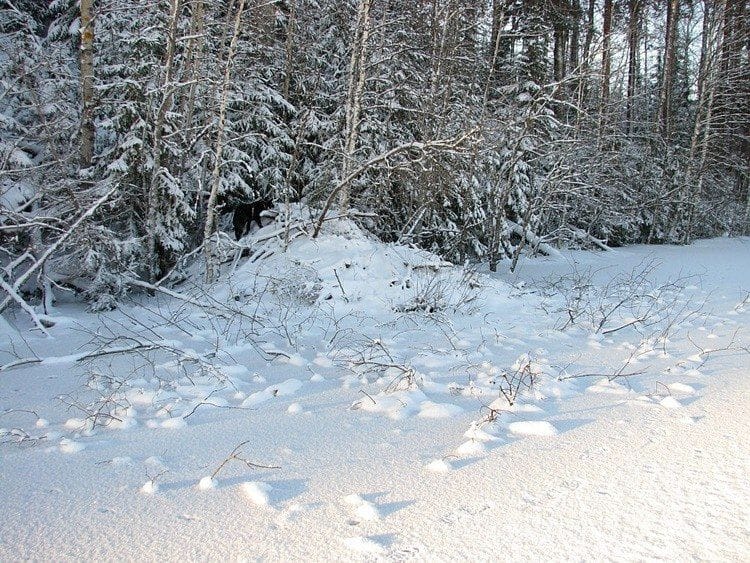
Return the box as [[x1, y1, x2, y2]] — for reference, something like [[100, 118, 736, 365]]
[[598, 0, 613, 136], [490, 0, 511, 78], [203, 0, 247, 284], [79, 0, 95, 168], [659, 0, 680, 139], [145, 0, 181, 282], [577, 0, 595, 109], [282, 0, 296, 99], [180, 0, 205, 135], [553, 0, 569, 83], [569, 0, 580, 74], [582, 0, 595, 69], [682, 0, 723, 242], [338, 0, 373, 217], [626, 0, 641, 134]]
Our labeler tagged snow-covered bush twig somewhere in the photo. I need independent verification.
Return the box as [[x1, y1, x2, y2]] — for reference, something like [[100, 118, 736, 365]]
[[685, 328, 749, 370], [393, 266, 480, 315], [343, 337, 422, 391], [542, 259, 698, 337], [210, 440, 280, 480], [496, 354, 540, 407]]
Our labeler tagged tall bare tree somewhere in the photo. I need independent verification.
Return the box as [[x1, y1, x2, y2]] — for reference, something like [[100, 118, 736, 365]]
[[203, 0, 247, 283], [338, 0, 373, 216], [145, 0, 182, 282]]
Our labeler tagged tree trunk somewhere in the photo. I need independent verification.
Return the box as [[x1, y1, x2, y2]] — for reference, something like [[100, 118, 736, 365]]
[[582, 0, 595, 68], [79, 0, 95, 168], [338, 0, 373, 217], [490, 0, 510, 79], [569, 0, 580, 74], [145, 0, 181, 283], [626, 0, 641, 134], [599, 0, 614, 134], [659, 0, 680, 139], [180, 0, 205, 135], [577, 0, 595, 109], [553, 0, 568, 83], [282, 0, 296, 99], [203, 0, 247, 284]]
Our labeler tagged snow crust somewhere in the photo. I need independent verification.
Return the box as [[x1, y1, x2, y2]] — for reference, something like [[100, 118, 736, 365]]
[[1, 226, 749, 561]]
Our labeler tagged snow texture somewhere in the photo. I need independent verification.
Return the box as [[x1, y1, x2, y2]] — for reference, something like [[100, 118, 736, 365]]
[[1, 230, 749, 561]]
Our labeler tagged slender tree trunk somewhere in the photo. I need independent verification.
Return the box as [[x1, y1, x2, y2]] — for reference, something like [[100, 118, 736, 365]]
[[180, 0, 205, 135], [642, 7, 653, 124], [553, 0, 568, 83], [599, 0, 614, 135], [282, 0, 296, 100], [582, 0, 595, 68], [569, 0, 580, 73], [626, 0, 641, 134], [145, 0, 181, 282], [179, 0, 206, 244], [79, 0, 95, 168], [483, 2, 507, 271], [338, 0, 373, 216], [659, 0, 680, 139], [490, 0, 510, 80], [577, 0, 595, 110], [203, 0, 247, 283], [682, 0, 723, 242]]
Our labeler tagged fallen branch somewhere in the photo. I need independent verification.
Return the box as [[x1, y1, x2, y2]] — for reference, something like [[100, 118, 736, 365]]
[[0, 186, 118, 317]]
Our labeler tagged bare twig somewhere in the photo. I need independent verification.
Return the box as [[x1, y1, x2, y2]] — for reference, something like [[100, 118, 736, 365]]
[[210, 440, 280, 480]]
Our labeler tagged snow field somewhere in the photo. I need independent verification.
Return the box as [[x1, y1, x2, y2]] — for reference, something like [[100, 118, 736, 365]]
[[1, 228, 749, 560]]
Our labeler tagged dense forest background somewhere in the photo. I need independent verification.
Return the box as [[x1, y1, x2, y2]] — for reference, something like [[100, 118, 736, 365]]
[[1, 0, 748, 314]]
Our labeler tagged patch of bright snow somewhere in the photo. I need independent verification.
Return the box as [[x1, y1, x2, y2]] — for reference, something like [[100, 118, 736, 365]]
[[508, 420, 559, 437]]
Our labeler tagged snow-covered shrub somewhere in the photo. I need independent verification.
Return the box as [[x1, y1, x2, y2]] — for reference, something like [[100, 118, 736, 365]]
[[394, 266, 480, 315]]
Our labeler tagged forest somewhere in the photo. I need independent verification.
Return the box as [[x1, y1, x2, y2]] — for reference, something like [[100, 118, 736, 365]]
[[2, 2, 750, 560], [1, 0, 749, 317]]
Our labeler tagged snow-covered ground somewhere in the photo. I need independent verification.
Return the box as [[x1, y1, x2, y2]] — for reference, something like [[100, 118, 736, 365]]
[[1, 226, 749, 561]]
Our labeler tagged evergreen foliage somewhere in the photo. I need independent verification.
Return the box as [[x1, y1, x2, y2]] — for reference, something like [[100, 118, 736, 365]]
[[1, 0, 748, 311]]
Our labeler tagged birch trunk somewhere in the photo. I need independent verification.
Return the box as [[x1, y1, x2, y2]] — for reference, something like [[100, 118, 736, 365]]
[[79, 0, 95, 168], [203, 0, 247, 284], [682, 0, 723, 243], [145, 0, 181, 282], [338, 0, 372, 217]]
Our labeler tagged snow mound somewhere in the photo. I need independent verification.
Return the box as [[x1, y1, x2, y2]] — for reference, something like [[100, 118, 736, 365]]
[[455, 440, 486, 456], [343, 536, 385, 554], [228, 217, 496, 318], [354, 501, 381, 521], [140, 481, 158, 495], [242, 379, 304, 408], [241, 481, 272, 506], [508, 420, 559, 437], [464, 423, 499, 442], [58, 438, 85, 454], [586, 378, 630, 395], [659, 396, 682, 409], [426, 459, 453, 473], [418, 401, 463, 419], [343, 494, 365, 506], [668, 382, 695, 394], [197, 476, 216, 490]]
